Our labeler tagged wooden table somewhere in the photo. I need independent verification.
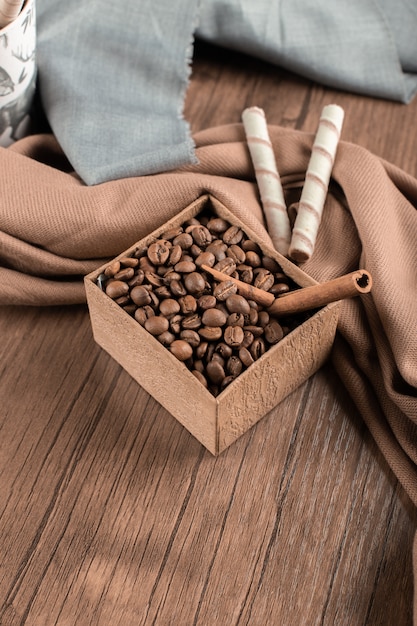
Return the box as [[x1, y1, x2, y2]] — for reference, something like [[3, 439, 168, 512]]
[[1, 40, 416, 625]]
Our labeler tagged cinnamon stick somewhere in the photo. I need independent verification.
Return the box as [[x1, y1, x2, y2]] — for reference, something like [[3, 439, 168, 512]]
[[202, 264, 372, 317], [268, 269, 372, 316]]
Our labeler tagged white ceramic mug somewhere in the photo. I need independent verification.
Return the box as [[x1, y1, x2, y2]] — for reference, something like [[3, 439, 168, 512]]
[[0, 0, 36, 147]]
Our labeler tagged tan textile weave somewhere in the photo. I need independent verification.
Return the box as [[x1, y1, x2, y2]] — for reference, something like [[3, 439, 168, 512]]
[[1, 125, 416, 618]]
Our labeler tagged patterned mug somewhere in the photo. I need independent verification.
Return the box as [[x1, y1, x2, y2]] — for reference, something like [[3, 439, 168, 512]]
[[0, 0, 36, 147]]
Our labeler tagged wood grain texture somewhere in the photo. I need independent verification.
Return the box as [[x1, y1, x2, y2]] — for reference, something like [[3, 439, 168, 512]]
[[1, 40, 416, 625]]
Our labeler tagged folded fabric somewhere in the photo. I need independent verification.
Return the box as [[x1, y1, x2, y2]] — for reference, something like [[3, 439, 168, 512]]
[[36, 0, 417, 185], [35, 0, 199, 185], [198, 0, 417, 103]]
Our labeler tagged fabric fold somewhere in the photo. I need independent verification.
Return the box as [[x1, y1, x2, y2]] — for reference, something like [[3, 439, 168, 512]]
[[36, 0, 199, 185]]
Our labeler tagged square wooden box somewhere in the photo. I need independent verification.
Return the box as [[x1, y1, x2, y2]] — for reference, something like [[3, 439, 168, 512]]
[[85, 194, 340, 455]]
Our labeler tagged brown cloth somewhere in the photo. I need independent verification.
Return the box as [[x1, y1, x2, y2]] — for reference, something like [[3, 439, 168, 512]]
[[1, 125, 417, 617]]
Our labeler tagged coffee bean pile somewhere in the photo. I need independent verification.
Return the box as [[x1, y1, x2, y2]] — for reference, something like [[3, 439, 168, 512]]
[[97, 210, 309, 396]]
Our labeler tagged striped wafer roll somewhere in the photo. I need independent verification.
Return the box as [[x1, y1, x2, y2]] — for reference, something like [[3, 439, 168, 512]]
[[242, 106, 291, 256], [288, 104, 344, 263]]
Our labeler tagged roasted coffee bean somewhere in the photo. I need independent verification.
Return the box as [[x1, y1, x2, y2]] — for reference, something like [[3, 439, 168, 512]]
[[170, 339, 193, 361], [206, 217, 229, 234], [147, 239, 171, 265], [224, 325, 244, 347], [223, 225, 243, 245], [154, 285, 172, 299], [211, 352, 225, 367], [257, 311, 270, 327], [205, 240, 227, 261], [274, 271, 290, 283], [198, 326, 223, 341], [181, 313, 201, 330], [205, 342, 216, 363], [213, 280, 237, 301], [227, 356, 243, 377], [184, 272, 206, 294], [169, 279, 187, 298], [159, 298, 181, 317], [168, 244, 182, 265], [250, 337, 266, 360], [241, 239, 261, 253], [133, 244, 148, 259], [120, 256, 139, 268], [157, 330, 176, 346], [226, 244, 246, 264], [220, 375, 235, 390], [115, 295, 130, 306], [195, 341, 209, 359], [241, 330, 255, 348], [197, 294, 217, 310], [144, 316, 169, 336], [189, 244, 201, 258], [193, 359, 205, 373], [122, 304, 137, 316], [245, 250, 262, 267], [169, 314, 183, 334], [128, 270, 145, 288], [254, 268, 274, 291], [114, 267, 135, 281], [192, 370, 208, 387], [262, 255, 280, 272], [162, 270, 181, 284], [180, 329, 201, 347], [270, 282, 290, 296], [104, 261, 121, 277], [157, 264, 170, 277], [215, 342, 233, 359], [147, 291, 159, 309], [139, 257, 156, 273], [239, 346, 255, 367], [144, 271, 163, 287], [225, 294, 250, 315], [195, 251, 216, 268], [206, 360, 226, 385], [246, 307, 259, 325], [173, 232, 193, 249], [243, 325, 264, 337], [106, 280, 130, 299], [227, 313, 245, 327], [135, 306, 154, 326], [174, 260, 196, 274], [264, 321, 284, 344], [179, 294, 197, 314], [237, 264, 253, 284], [134, 309, 147, 326], [201, 308, 227, 327], [214, 257, 236, 275], [161, 226, 183, 240], [190, 224, 212, 247]]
